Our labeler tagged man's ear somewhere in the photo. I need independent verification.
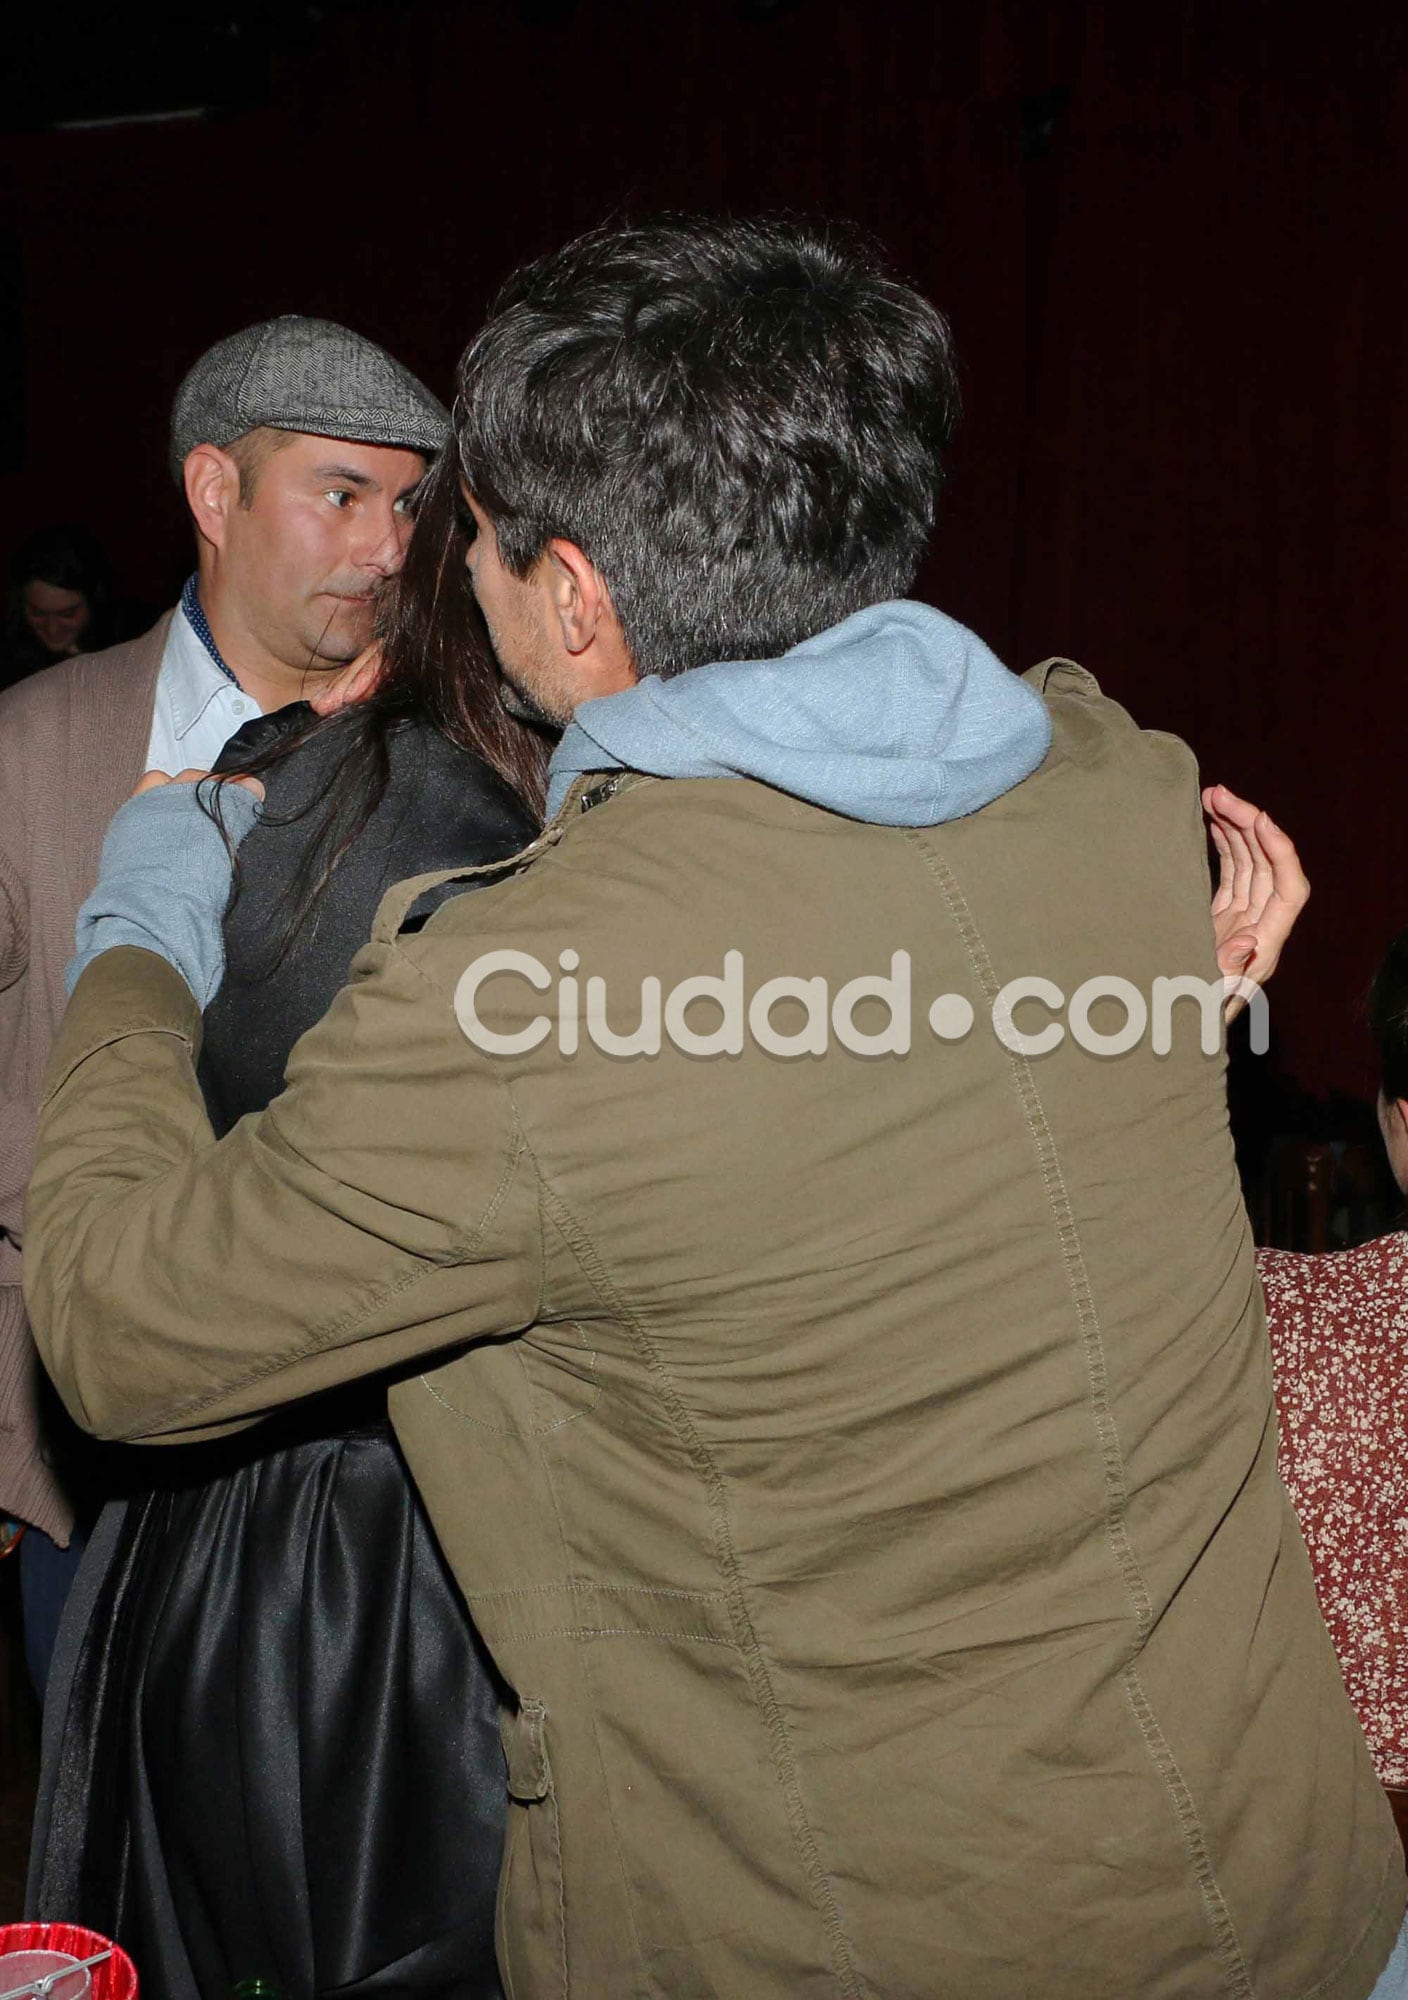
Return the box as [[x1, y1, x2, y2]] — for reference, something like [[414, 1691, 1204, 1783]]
[[1392, 1097, 1408, 1137], [183, 444, 240, 553], [543, 538, 614, 656], [542, 539, 636, 691]]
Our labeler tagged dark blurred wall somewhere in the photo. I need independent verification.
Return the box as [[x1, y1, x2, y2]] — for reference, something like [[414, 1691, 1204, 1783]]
[[0, 0, 1403, 1100]]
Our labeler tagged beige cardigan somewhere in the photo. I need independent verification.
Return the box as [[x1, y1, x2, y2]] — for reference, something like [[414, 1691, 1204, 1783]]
[[0, 615, 169, 1538]]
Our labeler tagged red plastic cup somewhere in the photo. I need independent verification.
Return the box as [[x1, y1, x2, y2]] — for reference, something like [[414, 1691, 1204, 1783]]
[[0, 1926, 136, 2000]]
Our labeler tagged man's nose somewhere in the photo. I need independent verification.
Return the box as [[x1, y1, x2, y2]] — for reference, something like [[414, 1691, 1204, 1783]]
[[357, 504, 414, 578]]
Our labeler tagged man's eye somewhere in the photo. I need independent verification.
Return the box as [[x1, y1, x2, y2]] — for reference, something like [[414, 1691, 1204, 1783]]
[[325, 489, 355, 509]]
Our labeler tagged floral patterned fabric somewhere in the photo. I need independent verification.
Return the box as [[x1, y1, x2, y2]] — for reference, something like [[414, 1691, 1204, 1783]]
[[1260, 1233, 1408, 1786]]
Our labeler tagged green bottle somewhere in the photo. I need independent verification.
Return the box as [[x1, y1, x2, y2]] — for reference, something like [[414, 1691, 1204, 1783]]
[[230, 1982, 285, 2000]]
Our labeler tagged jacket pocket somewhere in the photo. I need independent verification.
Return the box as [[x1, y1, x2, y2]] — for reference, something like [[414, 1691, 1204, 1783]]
[[496, 1697, 569, 2000]]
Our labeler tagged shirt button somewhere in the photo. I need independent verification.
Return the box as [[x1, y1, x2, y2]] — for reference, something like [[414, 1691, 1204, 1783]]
[[231, 699, 247, 715]]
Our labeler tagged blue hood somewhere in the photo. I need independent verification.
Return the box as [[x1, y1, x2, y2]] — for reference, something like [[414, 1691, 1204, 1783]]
[[545, 600, 1051, 826]]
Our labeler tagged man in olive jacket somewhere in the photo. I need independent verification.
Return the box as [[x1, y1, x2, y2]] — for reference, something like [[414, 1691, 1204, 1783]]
[[26, 219, 1406, 1998]]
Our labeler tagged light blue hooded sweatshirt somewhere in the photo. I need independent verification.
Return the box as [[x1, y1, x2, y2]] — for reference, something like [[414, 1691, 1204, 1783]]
[[545, 599, 1052, 825]]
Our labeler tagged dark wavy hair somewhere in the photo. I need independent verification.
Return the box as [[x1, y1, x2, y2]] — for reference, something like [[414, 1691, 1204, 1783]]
[[215, 449, 550, 961], [455, 213, 962, 678]]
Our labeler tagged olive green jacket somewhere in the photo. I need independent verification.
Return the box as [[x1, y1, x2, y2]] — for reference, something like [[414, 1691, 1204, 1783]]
[[25, 664, 1404, 1999]]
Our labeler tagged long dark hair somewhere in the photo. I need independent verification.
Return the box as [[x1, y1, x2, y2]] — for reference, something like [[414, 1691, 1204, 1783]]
[[215, 449, 551, 964]]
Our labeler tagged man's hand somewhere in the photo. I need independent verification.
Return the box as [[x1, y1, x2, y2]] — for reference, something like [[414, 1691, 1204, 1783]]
[[133, 767, 265, 801], [309, 643, 383, 717], [1203, 784, 1310, 1020]]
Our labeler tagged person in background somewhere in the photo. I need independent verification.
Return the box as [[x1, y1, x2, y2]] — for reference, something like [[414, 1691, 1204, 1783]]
[[1260, 927, 1408, 1813], [0, 526, 119, 692], [0, 314, 446, 1695]]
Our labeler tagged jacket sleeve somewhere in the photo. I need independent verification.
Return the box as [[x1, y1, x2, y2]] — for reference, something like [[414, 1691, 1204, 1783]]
[[24, 942, 544, 1444]]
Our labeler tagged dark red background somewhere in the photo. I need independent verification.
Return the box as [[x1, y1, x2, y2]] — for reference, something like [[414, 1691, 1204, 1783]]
[[0, 0, 1403, 1102]]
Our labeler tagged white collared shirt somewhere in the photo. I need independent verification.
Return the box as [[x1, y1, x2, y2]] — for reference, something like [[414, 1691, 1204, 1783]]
[[143, 601, 262, 776]]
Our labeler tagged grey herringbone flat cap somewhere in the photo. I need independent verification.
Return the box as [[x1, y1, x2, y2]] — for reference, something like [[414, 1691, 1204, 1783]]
[[168, 315, 449, 479]]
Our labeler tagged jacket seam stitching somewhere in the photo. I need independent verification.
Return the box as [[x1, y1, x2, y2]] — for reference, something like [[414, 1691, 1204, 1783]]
[[576, 1640, 655, 1990], [493, 1627, 737, 1645], [532, 1346, 595, 1998], [908, 829, 1253, 1997], [458, 1094, 647, 1990], [384, 941, 551, 1321], [465, 1582, 725, 1602], [40, 1023, 196, 1108], [547, 1731, 569, 2000], [1118, 1666, 1252, 1995], [529, 1389, 651, 1990], [120, 1120, 529, 1433], [526, 1168, 863, 1999], [419, 1346, 600, 1435]]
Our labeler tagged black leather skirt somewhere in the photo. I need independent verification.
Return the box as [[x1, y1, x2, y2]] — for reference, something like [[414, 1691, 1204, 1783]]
[[29, 1403, 507, 2000]]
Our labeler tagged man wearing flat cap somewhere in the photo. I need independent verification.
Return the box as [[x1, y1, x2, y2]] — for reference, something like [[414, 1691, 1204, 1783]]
[[0, 315, 447, 1689]]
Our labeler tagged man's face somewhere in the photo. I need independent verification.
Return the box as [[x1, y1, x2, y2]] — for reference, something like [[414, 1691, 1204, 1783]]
[[221, 433, 425, 670], [462, 490, 577, 726], [22, 579, 90, 656]]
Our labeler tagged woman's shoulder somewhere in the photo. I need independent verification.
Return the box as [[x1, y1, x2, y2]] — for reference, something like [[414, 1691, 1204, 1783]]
[[1258, 1232, 1408, 1376], [383, 713, 540, 849], [217, 704, 538, 841], [1257, 1231, 1408, 1305], [386, 709, 534, 797]]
